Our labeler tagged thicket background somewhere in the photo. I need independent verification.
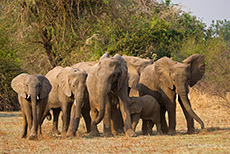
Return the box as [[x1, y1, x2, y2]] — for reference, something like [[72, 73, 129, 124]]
[[0, 0, 229, 111]]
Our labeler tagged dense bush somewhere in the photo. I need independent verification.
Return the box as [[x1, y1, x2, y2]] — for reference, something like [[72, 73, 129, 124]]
[[0, 0, 229, 110], [0, 18, 22, 111]]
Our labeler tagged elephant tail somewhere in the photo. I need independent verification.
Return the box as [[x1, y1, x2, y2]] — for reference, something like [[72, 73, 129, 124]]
[[46, 111, 52, 121]]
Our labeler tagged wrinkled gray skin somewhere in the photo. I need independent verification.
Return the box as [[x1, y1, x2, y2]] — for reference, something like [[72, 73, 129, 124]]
[[42, 66, 89, 137], [139, 54, 205, 135], [129, 95, 162, 135], [122, 56, 153, 92], [11, 73, 52, 140], [72, 54, 136, 137], [109, 56, 153, 133]]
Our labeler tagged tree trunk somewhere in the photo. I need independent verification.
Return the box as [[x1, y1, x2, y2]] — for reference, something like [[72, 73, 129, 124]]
[[42, 29, 57, 68]]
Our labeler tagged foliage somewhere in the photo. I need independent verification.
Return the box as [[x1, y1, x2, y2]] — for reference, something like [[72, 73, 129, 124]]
[[208, 20, 230, 42], [0, 0, 230, 110], [0, 17, 22, 111]]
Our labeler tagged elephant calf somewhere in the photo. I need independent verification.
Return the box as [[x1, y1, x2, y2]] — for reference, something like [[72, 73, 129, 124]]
[[129, 95, 162, 135]]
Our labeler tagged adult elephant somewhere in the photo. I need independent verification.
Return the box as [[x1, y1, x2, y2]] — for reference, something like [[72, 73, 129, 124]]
[[42, 66, 90, 137], [122, 56, 153, 92], [11, 73, 52, 140], [139, 54, 205, 135], [72, 54, 136, 137]]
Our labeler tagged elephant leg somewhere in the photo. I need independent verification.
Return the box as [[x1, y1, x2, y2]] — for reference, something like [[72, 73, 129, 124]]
[[23, 101, 33, 135], [103, 100, 113, 137], [156, 120, 163, 135], [131, 114, 140, 132], [67, 104, 78, 137], [21, 109, 28, 138], [52, 108, 61, 135], [147, 120, 154, 135], [160, 107, 168, 134], [82, 105, 91, 133], [90, 108, 100, 136], [178, 96, 195, 134], [167, 103, 176, 135], [37, 102, 44, 136], [142, 119, 148, 135], [111, 108, 124, 135], [40, 104, 50, 126], [61, 103, 72, 136], [118, 96, 136, 137]]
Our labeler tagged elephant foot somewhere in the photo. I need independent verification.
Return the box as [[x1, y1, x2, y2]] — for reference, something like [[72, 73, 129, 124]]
[[21, 133, 27, 138], [125, 129, 137, 137], [52, 129, 61, 135], [61, 131, 67, 138], [89, 131, 100, 137], [112, 129, 124, 136], [142, 130, 148, 135], [147, 131, 153, 136], [167, 129, 176, 136], [116, 129, 125, 134], [103, 132, 114, 137], [186, 129, 196, 134], [66, 131, 75, 138], [157, 131, 163, 135], [86, 129, 91, 134], [161, 127, 168, 135], [28, 134, 37, 140]]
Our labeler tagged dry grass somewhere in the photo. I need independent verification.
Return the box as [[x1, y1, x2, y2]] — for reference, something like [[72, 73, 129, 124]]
[[1, 88, 230, 154]]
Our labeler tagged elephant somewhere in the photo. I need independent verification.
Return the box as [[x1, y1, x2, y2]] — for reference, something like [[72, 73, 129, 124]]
[[72, 53, 136, 137], [11, 73, 52, 140], [129, 95, 162, 135], [138, 54, 205, 135], [122, 56, 153, 92], [42, 66, 90, 137]]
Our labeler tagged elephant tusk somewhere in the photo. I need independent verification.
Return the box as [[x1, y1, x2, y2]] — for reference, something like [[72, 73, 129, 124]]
[[27, 95, 30, 99], [188, 93, 190, 100], [37, 95, 39, 100], [74, 99, 77, 106], [175, 94, 179, 102]]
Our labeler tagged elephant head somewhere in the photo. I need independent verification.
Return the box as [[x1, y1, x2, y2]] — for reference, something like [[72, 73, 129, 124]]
[[57, 67, 88, 115], [155, 54, 205, 129], [11, 73, 52, 139], [89, 54, 128, 125], [123, 56, 153, 90]]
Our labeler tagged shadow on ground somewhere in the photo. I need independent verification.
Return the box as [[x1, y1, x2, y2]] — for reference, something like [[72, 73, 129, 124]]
[[0, 112, 21, 118]]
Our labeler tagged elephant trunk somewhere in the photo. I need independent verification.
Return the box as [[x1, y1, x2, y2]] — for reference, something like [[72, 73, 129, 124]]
[[31, 96, 38, 137], [93, 83, 110, 125], [179, 94, 204, 129], [67, 97, 83, 136]]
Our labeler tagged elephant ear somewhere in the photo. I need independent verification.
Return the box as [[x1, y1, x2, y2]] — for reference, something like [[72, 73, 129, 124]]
[[128, 69, 140, 90], [183, 54, 205, 87], [57, 67, 72, 97], [11, 73, 28, 98], [155, 57, 174, 90], [37, 75, 52, 99]]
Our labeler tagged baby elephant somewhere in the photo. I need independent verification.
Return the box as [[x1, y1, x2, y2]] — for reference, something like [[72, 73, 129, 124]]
[[129, 95, 162, 135]]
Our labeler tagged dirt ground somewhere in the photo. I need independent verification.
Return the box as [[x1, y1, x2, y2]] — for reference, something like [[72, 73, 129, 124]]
[[0, 88, 230, 154]]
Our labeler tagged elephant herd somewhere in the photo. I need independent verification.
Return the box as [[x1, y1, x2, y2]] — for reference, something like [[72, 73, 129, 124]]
[[11, 53, 205, 140]]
